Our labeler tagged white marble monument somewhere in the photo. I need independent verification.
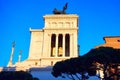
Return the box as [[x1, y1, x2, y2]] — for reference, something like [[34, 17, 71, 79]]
[[13, 14, 79, 71]]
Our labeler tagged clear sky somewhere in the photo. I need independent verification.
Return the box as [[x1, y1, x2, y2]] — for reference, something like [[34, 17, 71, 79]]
[[0, 0, 120, 67]]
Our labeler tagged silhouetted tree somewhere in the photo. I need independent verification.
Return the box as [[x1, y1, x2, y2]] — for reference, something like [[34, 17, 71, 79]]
[[52, 47, 120, 80], [83, 47, 120, 79], [52, 57, 89, 80]]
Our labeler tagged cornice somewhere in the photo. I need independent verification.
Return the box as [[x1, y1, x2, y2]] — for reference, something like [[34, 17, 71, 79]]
[[44, 27, 78, 30], [43, 14, 79, 19], [29, 28, 44, 32]]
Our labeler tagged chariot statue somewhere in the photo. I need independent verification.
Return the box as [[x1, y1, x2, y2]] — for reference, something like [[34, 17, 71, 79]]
[[53, 3, 68, 14]]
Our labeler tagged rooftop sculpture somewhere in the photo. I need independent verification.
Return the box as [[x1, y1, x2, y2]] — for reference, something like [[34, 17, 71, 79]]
[[53, 3, 68, 14]]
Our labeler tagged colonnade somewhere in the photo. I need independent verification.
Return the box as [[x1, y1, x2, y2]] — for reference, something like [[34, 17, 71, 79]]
[[49, 33, 73, 57]]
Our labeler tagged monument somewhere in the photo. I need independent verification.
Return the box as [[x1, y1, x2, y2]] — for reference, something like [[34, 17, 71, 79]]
[[10, 3, 79, 71], [0, 4, 79, 79]]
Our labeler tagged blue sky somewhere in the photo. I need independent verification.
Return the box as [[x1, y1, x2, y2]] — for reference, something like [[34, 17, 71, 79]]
[[0, 0, 120, 67]]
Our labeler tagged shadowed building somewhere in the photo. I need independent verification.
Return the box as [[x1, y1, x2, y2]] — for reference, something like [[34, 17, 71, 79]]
[[96, 36, 120, 49]]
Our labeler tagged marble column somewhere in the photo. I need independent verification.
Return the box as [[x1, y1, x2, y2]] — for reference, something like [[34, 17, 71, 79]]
[[70, 34, 73, 57], [55, 34, 58, 57], [62, 34, 65, 57], [48, 34, 51, 57]]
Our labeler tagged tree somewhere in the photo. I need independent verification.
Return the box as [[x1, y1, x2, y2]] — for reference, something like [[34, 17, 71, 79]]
[[52, 57, 89, 80], [83, 47, 120, 79], [52, 47, 120, 80]]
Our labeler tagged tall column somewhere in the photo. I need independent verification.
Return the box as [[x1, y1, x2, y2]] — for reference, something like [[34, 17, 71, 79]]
[[48, 34, 51, 57], [62, 34, 65, 57], [55, 34, 58, 57], [18, 50, 22, 62], [7, 41, 15, 67], [70, 34, 73, 57]]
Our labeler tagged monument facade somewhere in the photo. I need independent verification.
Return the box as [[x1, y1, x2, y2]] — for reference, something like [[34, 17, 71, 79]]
[[13, 14, 79, 70]]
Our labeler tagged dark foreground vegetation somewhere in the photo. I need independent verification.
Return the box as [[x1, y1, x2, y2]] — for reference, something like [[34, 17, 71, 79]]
[[52, 47, 120, 80], [0, 71, 39, 80]]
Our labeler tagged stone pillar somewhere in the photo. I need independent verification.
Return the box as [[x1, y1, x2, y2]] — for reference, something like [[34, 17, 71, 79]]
[[62, 34, 65, 57], [48, 34, 51, 57], [55, 34, 58, 57], [70, 34, 73, 57], [18, 50, 22, 62]]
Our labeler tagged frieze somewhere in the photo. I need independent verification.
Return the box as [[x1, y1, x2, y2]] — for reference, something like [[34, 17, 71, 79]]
[[45, 21, 76, 28]]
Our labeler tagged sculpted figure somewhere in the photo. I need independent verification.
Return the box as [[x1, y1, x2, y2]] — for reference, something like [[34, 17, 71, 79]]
[[53, 3, 68, 14]]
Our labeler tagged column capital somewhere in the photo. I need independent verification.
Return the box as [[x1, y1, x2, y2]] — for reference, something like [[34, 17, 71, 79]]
[[63, 33, 73, 36], [55, 34, 59, 37], [62, 34, 66, 36]]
